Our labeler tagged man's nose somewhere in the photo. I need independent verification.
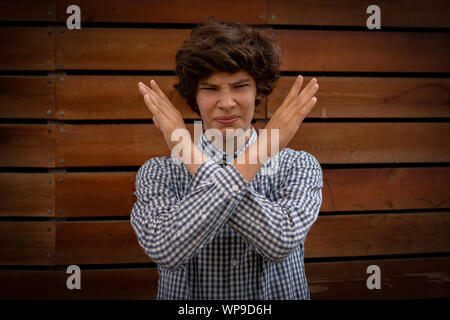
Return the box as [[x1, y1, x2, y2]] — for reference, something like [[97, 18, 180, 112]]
[[217, 91, 237, 108]]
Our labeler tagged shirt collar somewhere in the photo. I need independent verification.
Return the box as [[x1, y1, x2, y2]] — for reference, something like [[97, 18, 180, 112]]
[[198, 125, 258, 166]]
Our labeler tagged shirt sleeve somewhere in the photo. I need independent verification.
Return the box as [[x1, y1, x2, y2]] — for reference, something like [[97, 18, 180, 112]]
[[226, 150, 323, 262], [130, 157, 251, 270]]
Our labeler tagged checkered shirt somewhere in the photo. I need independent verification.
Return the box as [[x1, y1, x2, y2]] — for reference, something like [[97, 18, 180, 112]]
[[130, 125, 323, 299]]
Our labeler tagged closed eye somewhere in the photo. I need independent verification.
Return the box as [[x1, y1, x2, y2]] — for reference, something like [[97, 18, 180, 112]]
[[200, 84, 249, 90]]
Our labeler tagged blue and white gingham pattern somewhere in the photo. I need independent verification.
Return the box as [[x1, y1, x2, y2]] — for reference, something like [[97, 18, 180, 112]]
[[130, 125, 323, 299]]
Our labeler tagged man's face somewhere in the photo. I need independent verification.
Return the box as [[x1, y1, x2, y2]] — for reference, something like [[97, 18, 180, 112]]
[[195, 70, 258, 151]]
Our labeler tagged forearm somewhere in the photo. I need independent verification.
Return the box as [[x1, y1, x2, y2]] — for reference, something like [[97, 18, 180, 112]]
[[131, 158, 250, 270], [233, 130, 275, 182], [228, 151, 323, 261], [184, 143, 210, 177], [232, 140, 263, 183]]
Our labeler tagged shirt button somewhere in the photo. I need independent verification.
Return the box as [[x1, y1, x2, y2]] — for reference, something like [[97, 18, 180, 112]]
[[232, 184, 239, 192], [231, 259, 238, 267]]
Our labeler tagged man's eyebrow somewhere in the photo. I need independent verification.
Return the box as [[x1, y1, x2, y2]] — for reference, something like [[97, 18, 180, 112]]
[[199, 78, 251, 86]]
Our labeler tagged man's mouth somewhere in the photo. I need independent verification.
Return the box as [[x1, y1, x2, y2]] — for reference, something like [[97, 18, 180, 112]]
[[215, 116, 239, 124]]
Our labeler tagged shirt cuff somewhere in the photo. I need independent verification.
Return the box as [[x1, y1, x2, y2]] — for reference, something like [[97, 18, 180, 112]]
[[212, 163, 250, 198], [187, 158, 220, 194]]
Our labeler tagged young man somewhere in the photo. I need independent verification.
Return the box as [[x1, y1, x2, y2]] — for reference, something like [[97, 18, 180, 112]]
[[131, 21, 322, 299]]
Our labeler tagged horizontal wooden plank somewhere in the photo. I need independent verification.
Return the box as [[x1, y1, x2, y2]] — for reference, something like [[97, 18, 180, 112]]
[[0, 76, 56, 119], [306, 212, 450, 258], [288, 122, 450, 164], [322, 167, 450, 212], [55, 172, 135, 217], [0, 27, 55, 70], [56, 27, 190, 70], [0, 0, 56, 21], [0, 222, 55, 265], [307, 256, 450, 299], [0, 173, 55, 217], [55, 268, 158, 300], [269, 76, 450, 118], [53, 122, 450, 167], [55, 123, 167, 167], [55, 221, 151, 265], [54, 212, 450, 264], [56, 75, 265, 120], [56, 0, 267, 24], [0, 270, 55, 300], [55, 27, 450, 72], [268, 0, 450, 28], [0, 124, 55, 167], [274, 30, 450, 72]]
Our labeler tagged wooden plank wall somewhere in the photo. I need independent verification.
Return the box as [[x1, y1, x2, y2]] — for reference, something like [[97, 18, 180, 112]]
[[0, 0, 449, 300]]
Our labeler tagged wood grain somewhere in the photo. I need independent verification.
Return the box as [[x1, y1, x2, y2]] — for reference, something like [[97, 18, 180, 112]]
[[306, 256, 450, 299], [0, 222, 55, 265], [56, 268, 158, 300], [0, 27, 55, 70], [0, 0, 56, 21], [56, 27, 190, 70], [0, 173, 55, 217], [54, 27, 450, 72], [0, 124, 56, 167], [268, 0, 450, 28], [269, 76, 450, 118], [306, 212, 450, 257], [55, 172, 135, 217], [321, 167, 450, 212], [0, 270, 55, 300], [55, 221, 151, 265], [0, 76, 56, 119], [55, 0, 267, 24], [274, 29, 450, 72]]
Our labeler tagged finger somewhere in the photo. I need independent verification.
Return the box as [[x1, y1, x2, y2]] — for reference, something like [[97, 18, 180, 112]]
[[153, 116, 161, 130], [144, 94, 161, 118], [149, 80, 168, 100], [299, 96, 318, 118], [149, 79, 175, 111], [148, 81, 183, 123], [284, 75, 304, 102], [300, 78, 318, 95], [138, 82, 152, 96], [297, 81, 319, 106], [146, 88, 176, 121], [139, 82, 165, 105]]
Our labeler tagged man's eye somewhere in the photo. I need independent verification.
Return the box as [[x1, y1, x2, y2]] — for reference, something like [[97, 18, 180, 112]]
[[235, 84, 248, 88], [202, 87, 216, 90]]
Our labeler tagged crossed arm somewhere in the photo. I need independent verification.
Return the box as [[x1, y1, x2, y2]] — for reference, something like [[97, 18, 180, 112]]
[[130, 77, 321, 269], [130, 150, 323, 270]]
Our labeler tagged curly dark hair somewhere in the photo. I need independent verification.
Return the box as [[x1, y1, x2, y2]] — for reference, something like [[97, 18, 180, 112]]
[[173, 21, 281, 116]]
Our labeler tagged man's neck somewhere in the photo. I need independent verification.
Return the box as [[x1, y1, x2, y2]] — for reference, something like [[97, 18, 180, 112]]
[[209, 126, 253, 155]]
